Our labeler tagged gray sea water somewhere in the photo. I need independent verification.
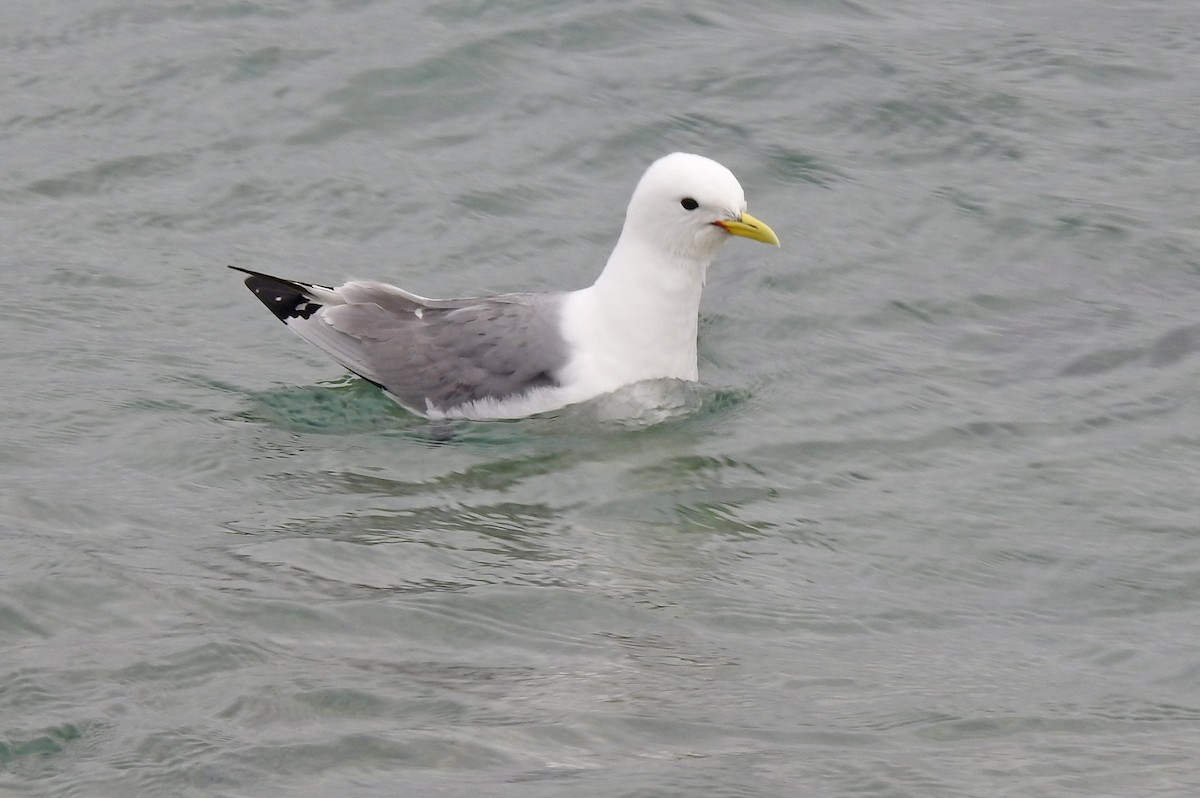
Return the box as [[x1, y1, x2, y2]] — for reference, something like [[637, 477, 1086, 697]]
[[3, 1, 1200, 795]]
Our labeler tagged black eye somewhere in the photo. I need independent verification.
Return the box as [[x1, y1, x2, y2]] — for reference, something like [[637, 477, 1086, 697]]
[[680, 197, 699, 211]]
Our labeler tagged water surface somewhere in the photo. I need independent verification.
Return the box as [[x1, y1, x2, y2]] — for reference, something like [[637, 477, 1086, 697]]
[[3, 1, 1200, 796]]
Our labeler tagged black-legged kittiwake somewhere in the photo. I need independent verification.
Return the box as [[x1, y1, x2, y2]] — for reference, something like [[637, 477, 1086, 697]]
[[231, 152, 779, 420]]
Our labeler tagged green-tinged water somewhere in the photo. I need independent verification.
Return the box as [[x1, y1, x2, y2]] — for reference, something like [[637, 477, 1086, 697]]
[[3, 1, 1200, 796]]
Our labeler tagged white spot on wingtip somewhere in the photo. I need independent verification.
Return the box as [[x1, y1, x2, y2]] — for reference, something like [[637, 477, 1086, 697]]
[[414, 308, 424, 319]]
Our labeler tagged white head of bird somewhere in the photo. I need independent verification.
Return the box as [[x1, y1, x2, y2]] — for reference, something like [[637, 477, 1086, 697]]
[[618, 152, 780, 263]]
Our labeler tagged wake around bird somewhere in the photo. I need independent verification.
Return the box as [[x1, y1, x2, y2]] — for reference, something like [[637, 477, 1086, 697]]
[[231, 152, 779, 421]]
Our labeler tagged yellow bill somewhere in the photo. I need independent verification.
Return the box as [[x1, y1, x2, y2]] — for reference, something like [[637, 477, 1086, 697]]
[[714, 212, 780, 247]]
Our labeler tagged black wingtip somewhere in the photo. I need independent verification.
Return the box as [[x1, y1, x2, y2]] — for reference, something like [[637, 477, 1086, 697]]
[[229, 265, 322, 323]]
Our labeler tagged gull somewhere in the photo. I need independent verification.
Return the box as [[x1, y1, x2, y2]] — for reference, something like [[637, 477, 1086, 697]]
[[231, 152, 779, 420]]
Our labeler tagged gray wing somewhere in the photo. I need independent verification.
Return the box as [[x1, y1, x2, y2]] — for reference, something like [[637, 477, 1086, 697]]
[[232, 268, 569, 415], [325, 292, 570, 413]]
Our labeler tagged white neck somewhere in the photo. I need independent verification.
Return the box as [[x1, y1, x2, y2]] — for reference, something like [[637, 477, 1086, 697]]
[[559, 231, 713, 396]]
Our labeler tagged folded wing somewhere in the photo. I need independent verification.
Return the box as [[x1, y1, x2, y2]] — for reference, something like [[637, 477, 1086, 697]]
[[231, 267, 568, 416]]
